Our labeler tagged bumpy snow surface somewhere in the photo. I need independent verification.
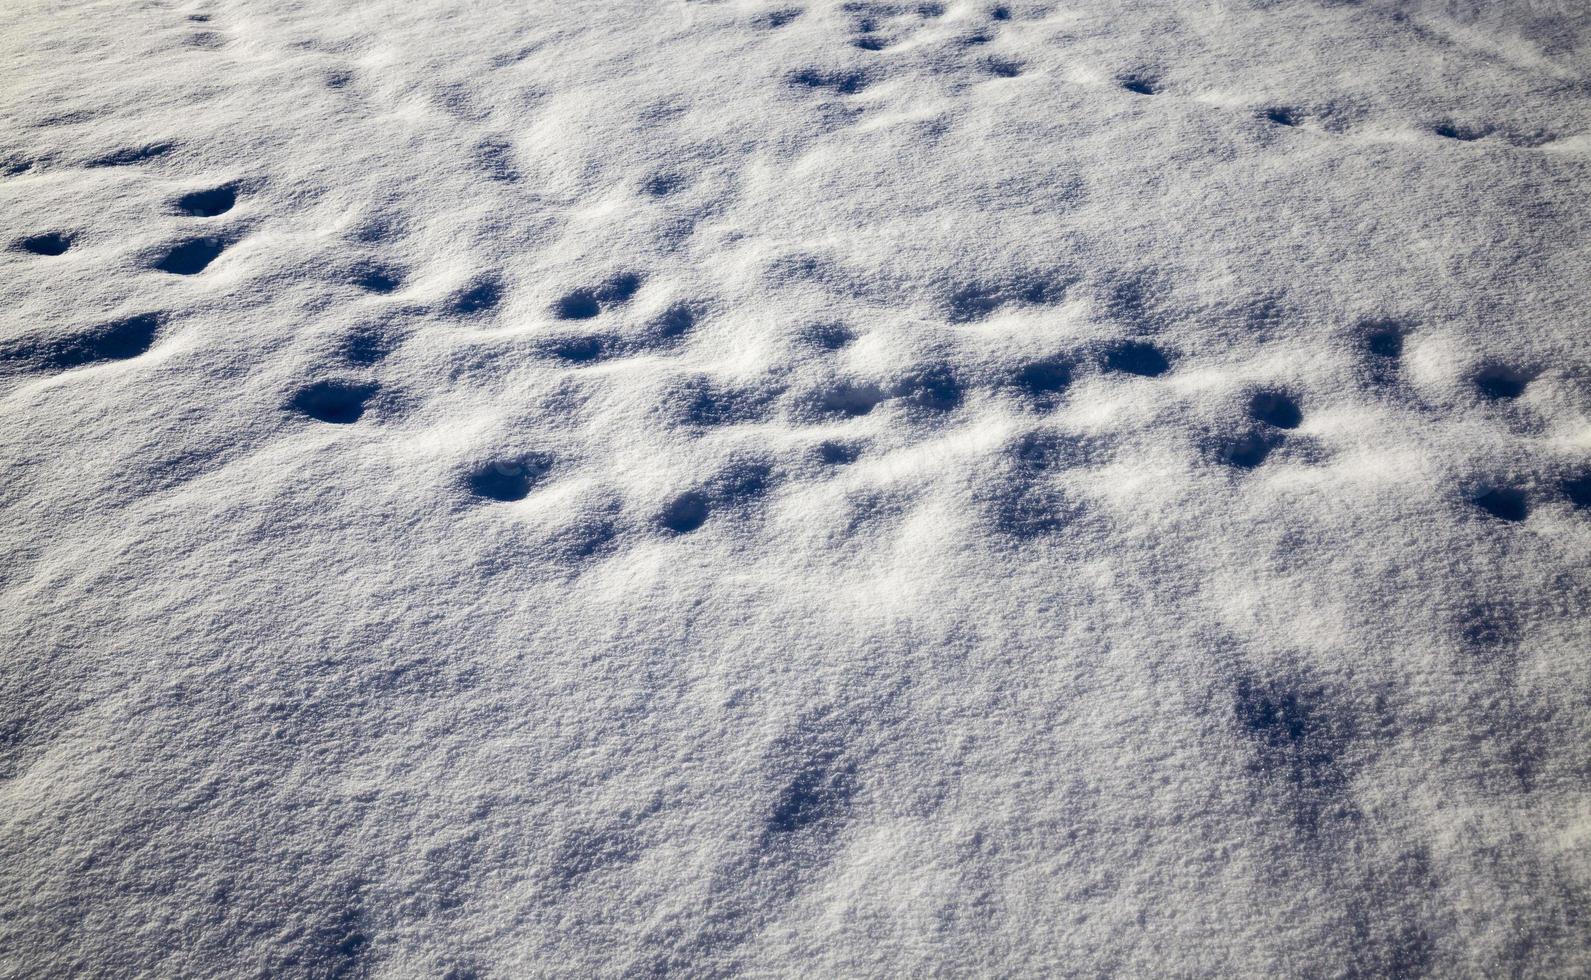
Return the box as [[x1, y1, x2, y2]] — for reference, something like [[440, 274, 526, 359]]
[[4, 0, 1591, 975]]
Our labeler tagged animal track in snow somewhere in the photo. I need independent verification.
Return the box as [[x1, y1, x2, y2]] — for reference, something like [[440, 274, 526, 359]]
[[816, 381, 888, 418], [641, 171, 684, 197], [353, 266, 403, 294], [1562, 472, 1591, 510], [646, 303, 698, 344], [340, 327, 399, 365], [1219, 430, 1283, 470], [658, 459, 774, 535], [1101, 340, 1170, 377], [659, 490, 711, 534], [1473, 364, 1531, 400], [175, 185, 236, 217], [754, 8, 802, 29], [1249, 391, 1303, 429], [2, 314, 161, 373], [154, 237, 227, 275], [896, 364, 964, 414], [450, 278, 502, 316], [1365, 323, 1404, 360], [87, 142, 174, 167], [1360, 321, 1406, 386], [943, 274, 1067, 323], [467, 455, 552, 503], [543, 335, 613, 364], [17, 233, 71, 256], [800, 322, 854, 350], [1473, 487, 1528, 522], [1012, 357, 1072, 407], [540, 303, 700, 365], [818, 441, 860, 465], [981, 58, 1024, 78], [676, 376, 770, 428], [1434, 123, 1486, 143], [789, 68, 873, 96], [474, 138, 520, 183], [976, 433, 1088, 539], [553, 273, 642, 320], [291, 381, 376, 424]]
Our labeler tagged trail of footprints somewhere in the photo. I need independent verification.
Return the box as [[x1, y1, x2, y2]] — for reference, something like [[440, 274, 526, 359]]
[[4, 164, 238, 372], [773, 1, 1574, 147], [8, 174, 1585, 538], [3, 2, 1585, 549]]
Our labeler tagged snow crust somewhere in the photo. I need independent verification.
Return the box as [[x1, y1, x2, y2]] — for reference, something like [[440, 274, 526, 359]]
[[2, 0, 1590, 975]]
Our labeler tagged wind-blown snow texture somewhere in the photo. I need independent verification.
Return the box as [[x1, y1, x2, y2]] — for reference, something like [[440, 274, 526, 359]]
[[3, 0, 1590, 975]]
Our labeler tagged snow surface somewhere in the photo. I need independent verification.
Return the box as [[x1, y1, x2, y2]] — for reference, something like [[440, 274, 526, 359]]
[[3, 0, 1591, 975]]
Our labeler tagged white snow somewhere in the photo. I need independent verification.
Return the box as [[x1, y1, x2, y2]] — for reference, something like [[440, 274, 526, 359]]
[[2, 0, 1589, 975]]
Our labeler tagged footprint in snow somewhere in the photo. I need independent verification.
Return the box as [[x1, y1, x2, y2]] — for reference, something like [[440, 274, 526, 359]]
[[175, 185, 236, 217], [467, 455, 553, 503], [17, 233, 71, 256], [291, 381, 377, 424], [154, 237, 227, 275]]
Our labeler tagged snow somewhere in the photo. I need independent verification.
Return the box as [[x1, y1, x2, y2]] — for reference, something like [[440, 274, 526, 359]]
[[2, 0, 1590, 974]]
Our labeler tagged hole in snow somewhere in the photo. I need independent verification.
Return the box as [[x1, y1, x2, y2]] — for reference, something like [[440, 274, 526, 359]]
[[818, 441, 860, 465], [1435, 123, 1485, 142], [896, 364, 963, 413], [767, 749, 856, 834], [450, 279, 502, 316], [790, 68, 872, 95], [755, 8, 802, 28], [175, 185, 236, 217], [291, 381, 376, 424], [153, 237, 226, 275], [641, 171, 684, 197], [1220, 430, 1283, 470], [660, 491, 710, 534], [648, 303, 697, 342], [1249, 391, 1303, 429], [553, 273, 643, 321], [3, 314, 161, 372], [341, 328, 397, 365], [546, 335, 610, 364], [354, 266, 402, 294], [1102, 340, 1170, 377], [818, 382, 887, 417], [1013, 358, 1072, 406], [801, 322, 854, 350], [1365, 324, 1404, 360], [87, 142, 174, 167], [1473, 488, 1527, 522], [468, 456, 551, 503], [1473, 364, 1530, 401], [18, 233, 70, 256], [1564, 472, 1591, 509], [678, 377, 768, 428]]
